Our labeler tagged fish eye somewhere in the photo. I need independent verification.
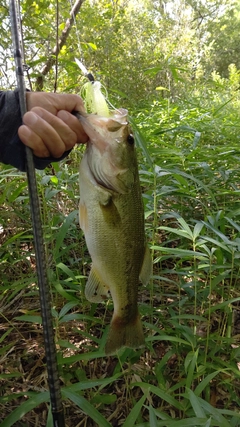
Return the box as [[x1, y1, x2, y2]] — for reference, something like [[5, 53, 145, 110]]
[[127, 134, 134, 145]]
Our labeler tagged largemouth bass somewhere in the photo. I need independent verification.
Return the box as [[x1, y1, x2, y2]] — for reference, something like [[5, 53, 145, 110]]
[[78, 108, 151, 355]]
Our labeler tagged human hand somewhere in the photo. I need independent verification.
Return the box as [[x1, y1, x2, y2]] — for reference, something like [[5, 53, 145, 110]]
[[18, 92, 88, 158]]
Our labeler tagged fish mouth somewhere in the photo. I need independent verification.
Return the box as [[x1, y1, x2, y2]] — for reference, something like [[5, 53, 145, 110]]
[[79, 109, 132, 194], [78, 109, 128, 153]]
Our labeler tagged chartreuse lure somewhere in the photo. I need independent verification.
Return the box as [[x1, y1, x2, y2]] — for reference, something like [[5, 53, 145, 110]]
[[82, 81, 110, 116], [75, 58, 110, 116]]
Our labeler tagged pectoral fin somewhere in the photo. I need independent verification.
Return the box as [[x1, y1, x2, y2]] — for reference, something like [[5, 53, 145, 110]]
[[139, 245, 152, 286], [85, 267, 111, 303], [95, 185, 112, 206]]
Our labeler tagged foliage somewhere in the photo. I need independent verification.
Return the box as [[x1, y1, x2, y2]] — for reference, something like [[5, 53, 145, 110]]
[[1, 0, 240, 426]]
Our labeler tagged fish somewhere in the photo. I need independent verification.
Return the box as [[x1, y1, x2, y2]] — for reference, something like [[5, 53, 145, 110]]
[[78, 108, 152, 355]]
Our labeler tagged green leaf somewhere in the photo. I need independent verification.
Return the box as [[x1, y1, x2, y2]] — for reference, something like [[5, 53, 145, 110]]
[[177, 217, 193, 236], [159, 226, 193, 240], [192, 131, 201, 148], [131, 382, 184, 411], [54, 211, 78, 259], [0, 372, 23, 379], [46, 405, 53, 427], [197, 397, 232, 427], [202, 222, 233, 245], [0, 392, 49, 427], [187, 388, 206, 418], [193, 222, 204, 240], [62, 389, 111, 427], [156, 86, 170, 91], [129, 116, 153, 168], [0, 327, 13, 343], [91, 394, 117, 404], [158, 418, 214, 426], [14, 315, 42, 324], [63, 372, 123, 392], [54, 282, 79, 301], [122, 395, 146, 427], [151, 246, 207, 258], [200, 236, 233, 253], [146, 334, 192, 347], [57, 339, 77, 349], [149, 404, 159, 427], [194, 371, 221, 396], [225, 216, 240, 233], [144, 66, 163, 75], [87, 42, 97, 50], [185, 350, 199, 389], [56, 262, 76, 280], [58, 301, 78, 319]]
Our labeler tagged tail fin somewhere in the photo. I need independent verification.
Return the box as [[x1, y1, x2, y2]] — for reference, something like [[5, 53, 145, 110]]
[[105, 313, 145, 355]]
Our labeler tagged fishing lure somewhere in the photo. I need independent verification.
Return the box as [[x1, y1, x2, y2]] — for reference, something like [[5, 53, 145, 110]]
[[75, 58, 110, 116]]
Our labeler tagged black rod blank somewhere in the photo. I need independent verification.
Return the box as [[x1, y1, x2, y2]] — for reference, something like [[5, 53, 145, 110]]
[[9, 1, 65, 425]]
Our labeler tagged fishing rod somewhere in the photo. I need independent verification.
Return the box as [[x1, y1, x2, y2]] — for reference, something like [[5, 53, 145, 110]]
[[9, 1, 65, 425]]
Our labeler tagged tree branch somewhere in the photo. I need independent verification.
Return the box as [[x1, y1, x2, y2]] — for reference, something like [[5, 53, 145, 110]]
[[36, 0, 85, 90]]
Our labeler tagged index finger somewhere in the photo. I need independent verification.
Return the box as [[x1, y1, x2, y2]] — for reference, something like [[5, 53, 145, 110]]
[[26, 92, 86, 116], [56, 93, 86, 114]]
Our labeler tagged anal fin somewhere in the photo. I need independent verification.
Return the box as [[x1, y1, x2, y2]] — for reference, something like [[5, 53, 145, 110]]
[[85, 267, 110, 303]]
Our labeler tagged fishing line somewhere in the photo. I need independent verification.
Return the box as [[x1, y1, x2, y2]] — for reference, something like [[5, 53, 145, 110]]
[[68, 0, 118, 112], [54, 0, 59, 92], [68, 0, 83, 61], [75, 58, 121, 115], [15, 0, 32, 90], [9, 1, 65, 425]]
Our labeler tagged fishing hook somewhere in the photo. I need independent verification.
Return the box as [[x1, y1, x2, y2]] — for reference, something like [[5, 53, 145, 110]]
[[9, 1, 65, 425]]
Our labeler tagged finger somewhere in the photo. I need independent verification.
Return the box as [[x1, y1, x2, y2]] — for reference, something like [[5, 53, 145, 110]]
[[57, 110, 89, 143], [23, 109, 77, 156], [18, 125, 51, 157], [57, 93, 86, 114], [26, 92, 86, 115]]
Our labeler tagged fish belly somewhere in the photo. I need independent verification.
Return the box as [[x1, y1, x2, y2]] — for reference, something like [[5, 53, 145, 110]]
[[79, 154, 145, 354]]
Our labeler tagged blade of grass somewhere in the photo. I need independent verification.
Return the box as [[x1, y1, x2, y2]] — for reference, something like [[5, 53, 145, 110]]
[[131, 382, 184, 411], [187, 388, 206, 418], [121, 395, 146, 427], [129, 116, 153, 168], [62, 389, 112, 427], [0, 392, 50, 427]]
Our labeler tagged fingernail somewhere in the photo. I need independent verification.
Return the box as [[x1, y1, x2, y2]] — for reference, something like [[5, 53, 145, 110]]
[[18, 125, 31, 140], [23, 112, 38, 126]]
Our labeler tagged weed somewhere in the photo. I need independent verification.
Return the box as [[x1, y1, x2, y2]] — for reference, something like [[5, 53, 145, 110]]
[[1, 76, 240, 425]]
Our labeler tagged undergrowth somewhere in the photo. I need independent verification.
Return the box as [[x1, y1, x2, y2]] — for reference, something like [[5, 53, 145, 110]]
[[1, 70, 240, 426]]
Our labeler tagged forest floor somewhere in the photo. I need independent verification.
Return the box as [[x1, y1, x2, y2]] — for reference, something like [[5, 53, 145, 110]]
[[1, 273, 240, 426]]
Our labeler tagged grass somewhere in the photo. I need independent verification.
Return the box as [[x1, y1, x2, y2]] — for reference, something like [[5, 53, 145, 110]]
[[1, 75, 240, 426]]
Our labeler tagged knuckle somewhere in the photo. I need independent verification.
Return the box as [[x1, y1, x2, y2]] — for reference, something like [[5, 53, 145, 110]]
[[30, 106, 44, 115]]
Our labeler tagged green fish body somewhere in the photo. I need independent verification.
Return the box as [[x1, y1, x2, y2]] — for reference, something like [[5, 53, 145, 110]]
[[78, 109, 151, 355]]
